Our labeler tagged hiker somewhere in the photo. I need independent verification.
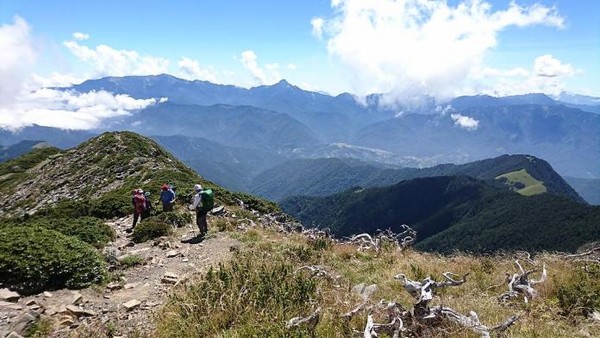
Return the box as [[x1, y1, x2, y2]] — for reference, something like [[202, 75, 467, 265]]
[[130, 189, 147, 232], [159, 183, 176, 212], [143, 191, 153, 219], [189, 184, 214, 236]]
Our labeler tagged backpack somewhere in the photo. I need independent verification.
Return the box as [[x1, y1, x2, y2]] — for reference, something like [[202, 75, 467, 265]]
[[199, 189, 214, 214], [134, 194, 146, 213]]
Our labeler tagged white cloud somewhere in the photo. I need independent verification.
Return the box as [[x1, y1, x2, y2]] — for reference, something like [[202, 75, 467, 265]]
[[534, 54, 575, 77], [63, 39, 170, 77], [177, 57, 217, 81], [318, 0, 564, 101], [31, 72, 84, 88], [451, 113, 479, 130], [0, 88, 158, 131], [311, 17, 324, 39], [0, 16, 35, 107], [468, 55, 578, 96], [72, 32, 89, 40], [240, 50, 281, 85]]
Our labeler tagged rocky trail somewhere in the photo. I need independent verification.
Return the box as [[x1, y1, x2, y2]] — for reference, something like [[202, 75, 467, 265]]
[[1, 213, 242, 338]]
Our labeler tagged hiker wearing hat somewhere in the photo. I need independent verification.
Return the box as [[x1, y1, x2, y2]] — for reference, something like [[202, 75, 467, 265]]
[[189, 184, 213, 236], [159, 183, 176, 212], [129, 188, 147, 232]]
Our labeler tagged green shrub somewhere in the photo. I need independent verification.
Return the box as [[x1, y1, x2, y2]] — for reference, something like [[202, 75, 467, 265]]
[[214, 218, 235, 232], [24, 216, 115, 248], [557, 264, 600, 317], [0, 225, 107, 295], [131, 218, 173, 243], [154, 211, 192, 228], [90, 191, 132, 218], [35, 199, 92, 219], [119, 254, 145, 268]]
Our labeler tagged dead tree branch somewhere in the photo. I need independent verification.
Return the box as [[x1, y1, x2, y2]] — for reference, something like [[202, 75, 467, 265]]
[[499, 261, 547, 303], [286, 307, 321, 331], [393, 271, 518, 337]]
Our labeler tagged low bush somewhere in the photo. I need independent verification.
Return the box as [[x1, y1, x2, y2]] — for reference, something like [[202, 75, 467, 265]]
[[89, 191, 132, 219], [0, 225, 107, 295], [119, 254, 145, 268], [557, 264, 600, 317], [131, 218, 173, 243], [154, 211, 192, 228], [24, 216, 115, 248]]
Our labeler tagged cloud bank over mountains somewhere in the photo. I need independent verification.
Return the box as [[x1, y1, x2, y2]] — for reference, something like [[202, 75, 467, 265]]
[[313, 0, 569, 101], [0, 1, 593, 131]]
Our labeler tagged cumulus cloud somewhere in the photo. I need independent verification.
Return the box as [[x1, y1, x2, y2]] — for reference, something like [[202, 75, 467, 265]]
[[240, 50, 281, 85], [0, 16, 35, 107], [451, 113, 479, 130], [177, 57, 217, 81], [534, 54, 576, 77], [317, 0, 564, 101], [63, 39, 169, 77], [0, 89, 159, 131], [469, 54, 578, 96], [31, 72, 84, 88]]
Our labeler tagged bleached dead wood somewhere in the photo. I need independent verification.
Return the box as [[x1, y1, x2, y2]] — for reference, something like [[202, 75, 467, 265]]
[[295, 265, 335, 279], [499, 260, 547, 303], [430, 306, 519, 338], [348, 225, 416, 253], [394, 271, 518, 337], [286, 307, 321, 331], [363, 315, 403, 338], [342, 301, 369, 321], [564, 246, 600, 264]]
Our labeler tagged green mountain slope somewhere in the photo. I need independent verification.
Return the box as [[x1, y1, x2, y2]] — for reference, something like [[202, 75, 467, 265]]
[[0, 131, 277, 218], [251, 154, 583, 203], [280, 176, 600, 253]]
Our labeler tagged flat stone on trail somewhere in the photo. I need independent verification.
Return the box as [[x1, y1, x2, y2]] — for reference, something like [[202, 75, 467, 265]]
[[166, 250, 179, 257], [0, 300, 23, 310], [70, 292, 83, 304], [123, 299, 141, 311], [0, 288, 20, 302], [107, 282, 122, 291], [161, 272, 179, 284], [66, 305, 96, 317]]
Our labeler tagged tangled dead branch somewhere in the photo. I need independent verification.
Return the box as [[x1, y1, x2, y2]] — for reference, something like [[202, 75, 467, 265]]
[[393, 272, 518, 337], [498, 260, 547, 304], [285, 307, 321, 331], [348, 225, 416, 253]]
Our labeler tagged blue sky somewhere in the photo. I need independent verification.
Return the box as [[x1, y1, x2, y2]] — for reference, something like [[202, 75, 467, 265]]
[[1, 0, 599, 130]]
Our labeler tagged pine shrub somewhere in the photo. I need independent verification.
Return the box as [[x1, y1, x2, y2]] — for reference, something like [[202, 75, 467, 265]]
[[0, 225, 107, 295], [24, 216, 115, 248], [131, 218, 173, 243]]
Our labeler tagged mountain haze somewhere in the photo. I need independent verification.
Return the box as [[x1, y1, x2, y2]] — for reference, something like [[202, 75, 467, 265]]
[[250, 154, 583, 203], [58, 75, 600, 179]]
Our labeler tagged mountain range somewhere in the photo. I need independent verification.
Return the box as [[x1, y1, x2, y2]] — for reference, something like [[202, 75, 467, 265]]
[[1, 74, 599, 205], [2, 131, 597, 255]]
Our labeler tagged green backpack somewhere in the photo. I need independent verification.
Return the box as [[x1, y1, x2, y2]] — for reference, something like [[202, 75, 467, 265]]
[[199, 189, 214, 214]]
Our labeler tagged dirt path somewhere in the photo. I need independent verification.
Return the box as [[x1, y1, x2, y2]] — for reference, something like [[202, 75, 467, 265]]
[[1, 214, 241, 338]]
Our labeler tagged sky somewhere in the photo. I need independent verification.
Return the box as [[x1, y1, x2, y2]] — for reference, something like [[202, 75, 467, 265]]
[[0, 0, 599, 130]]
